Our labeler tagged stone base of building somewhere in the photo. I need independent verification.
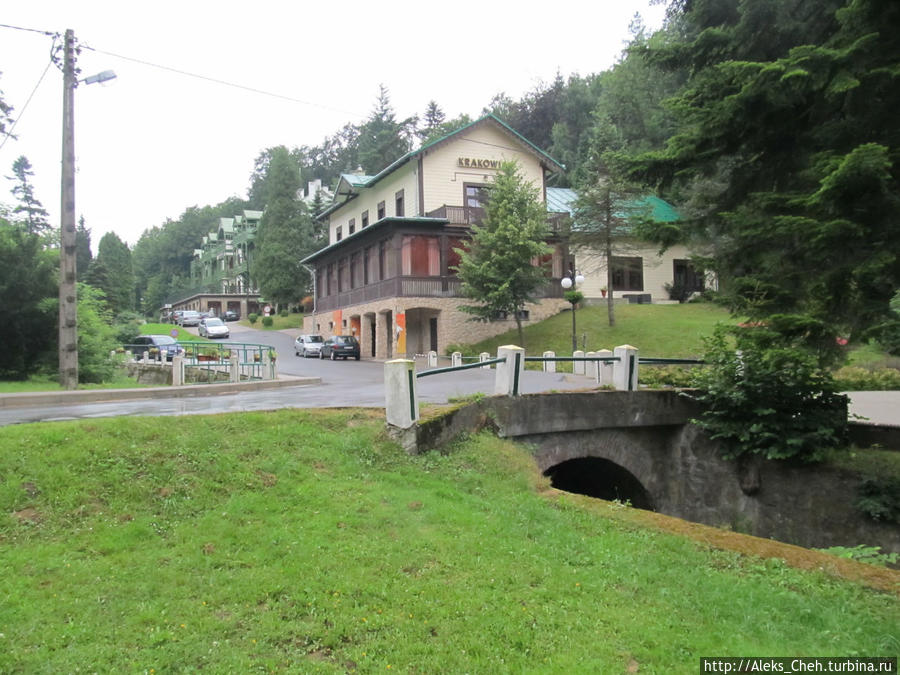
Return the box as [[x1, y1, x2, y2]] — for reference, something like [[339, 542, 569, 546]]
[[304, 296, 569, 360]]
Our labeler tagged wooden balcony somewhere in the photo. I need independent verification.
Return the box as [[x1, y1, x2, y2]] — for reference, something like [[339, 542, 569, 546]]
[[426, 204, 569, 233], [315, 275, 566, 312]]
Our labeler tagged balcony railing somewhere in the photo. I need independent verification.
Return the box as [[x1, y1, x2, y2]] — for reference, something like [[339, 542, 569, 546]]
[[315, 275, 566, 312]]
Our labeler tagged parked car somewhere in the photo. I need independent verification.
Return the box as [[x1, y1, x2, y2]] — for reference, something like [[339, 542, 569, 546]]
[[320, 335, 360, 360], [178, 310, 201, 327], [198, 316, 230, 339], [171, 310, 184, 325], [294, 334, 324, 358], [128, 335, 184, 361], [224, 310, 240, 322]]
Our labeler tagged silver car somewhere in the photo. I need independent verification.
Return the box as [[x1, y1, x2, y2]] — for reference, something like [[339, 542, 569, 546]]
[[294, 334, 324, 357], [199, 317, 230, 339]]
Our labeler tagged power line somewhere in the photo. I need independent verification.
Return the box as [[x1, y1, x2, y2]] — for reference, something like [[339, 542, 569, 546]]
[[0, 22, 57, 37], [0, 57, 54, 153], [80, 43, 366, 120]]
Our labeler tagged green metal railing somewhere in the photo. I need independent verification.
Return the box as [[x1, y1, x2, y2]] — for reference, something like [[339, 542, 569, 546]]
[[122, 341, 277, 383]]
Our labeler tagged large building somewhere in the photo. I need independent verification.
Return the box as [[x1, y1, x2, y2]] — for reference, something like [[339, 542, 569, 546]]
[[301, 114, 706, 359]]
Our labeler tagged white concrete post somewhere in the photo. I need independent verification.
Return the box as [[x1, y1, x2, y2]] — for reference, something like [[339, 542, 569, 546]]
[[109, 350, 116, 360], [427, 351, 438, 368], [494, 345, 525, 396], [573, 350, 585, 375], [479, 352, 491, 369], [384, 359, 418, 429], [262, 351, 273, 380], [613, 344, 639, 391], [452, 351, 462, 368], [172, 355, 184, 386], [142, 350, 150, 365], [542, 351, 556, 373], [229, 352, 240, 383], [596, 349, 614, 386], [585, 351, 598, 381]]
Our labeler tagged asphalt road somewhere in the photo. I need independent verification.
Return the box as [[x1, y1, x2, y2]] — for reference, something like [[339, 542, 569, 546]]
[[0, 323, 896, 427]]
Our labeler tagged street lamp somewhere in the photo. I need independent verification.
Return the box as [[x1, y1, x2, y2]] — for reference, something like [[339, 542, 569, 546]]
[[561, 269, 585, 353], [58, 27, 116, 389]]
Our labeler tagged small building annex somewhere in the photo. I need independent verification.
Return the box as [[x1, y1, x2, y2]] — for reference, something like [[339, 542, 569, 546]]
[[301, 114, 706, 360]]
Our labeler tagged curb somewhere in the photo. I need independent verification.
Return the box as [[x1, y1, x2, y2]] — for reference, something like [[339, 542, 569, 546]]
[[0, 376, 321, 409]]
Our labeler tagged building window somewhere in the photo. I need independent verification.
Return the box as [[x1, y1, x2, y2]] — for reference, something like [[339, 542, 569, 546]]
[[378, 240, 387, 279], [395, 190, 405, 217], [673, 259, 705, 296], [327, 263, 336, 295], [338, 258, 349, 292], [336, 226, 343, 242], [464, 184, 490, 208], [401, 235, 440, 276], [348, 218, 356, 235], [351, 252, 363, 289], [361, 210, 369, 228], [377, 201, 386, 220], [446, 237, 468, 276], [611, 256, 644, 291]]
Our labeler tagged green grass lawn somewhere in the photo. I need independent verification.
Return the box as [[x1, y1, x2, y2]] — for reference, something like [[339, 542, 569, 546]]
[[0, 373, 152, 394], [455, 302, 733, 359], [139, 322, 206, 342], [1, 409, 896, 672], [245, 313, 306, 331]]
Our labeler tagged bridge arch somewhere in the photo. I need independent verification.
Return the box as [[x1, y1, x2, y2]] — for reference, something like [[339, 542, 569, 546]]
[[543, 456, 655, 510]]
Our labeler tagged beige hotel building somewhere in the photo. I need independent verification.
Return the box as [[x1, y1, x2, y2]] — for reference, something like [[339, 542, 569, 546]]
[[301, 114, 704, 359]]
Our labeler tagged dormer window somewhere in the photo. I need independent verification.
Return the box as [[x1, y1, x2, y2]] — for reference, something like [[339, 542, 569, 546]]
[[395, 189, 405, 217], [336, 226, 343, 242], [377, 201, 386, 220], [361, 210, 369, 228], [349, 218, 356, 235]]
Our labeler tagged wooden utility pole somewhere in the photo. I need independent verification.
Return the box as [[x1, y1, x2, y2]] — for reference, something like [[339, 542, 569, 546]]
[[59, 28, 78, 389]]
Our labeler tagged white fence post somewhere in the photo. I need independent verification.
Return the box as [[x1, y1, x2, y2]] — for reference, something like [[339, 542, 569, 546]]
[[494, 345, 525, 396], [585, 351, 598, 381], [384, 359, 418, 429], [142, 350, 150, 365], [262, 351, 273, 380], [452, 351, 462, 367], [596, 349, 614, 386], [613, 344, 639, 391], [542, 351, 556, 373], [427, 351, 438, 368], [573, 350, 585, 375], [229, 351, 240, 383], [479, 352, 491, 369], [172, 355, 184, 386]]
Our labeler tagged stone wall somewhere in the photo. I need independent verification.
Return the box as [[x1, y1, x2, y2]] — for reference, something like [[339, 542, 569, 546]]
[[411, 391, 900, 555]]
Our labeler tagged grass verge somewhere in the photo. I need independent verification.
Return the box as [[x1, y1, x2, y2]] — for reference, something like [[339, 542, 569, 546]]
[[1, 409, 897, 672]]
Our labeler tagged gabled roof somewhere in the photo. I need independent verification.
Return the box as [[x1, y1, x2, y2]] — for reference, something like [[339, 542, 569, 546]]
[[317, 114, 566, 220]]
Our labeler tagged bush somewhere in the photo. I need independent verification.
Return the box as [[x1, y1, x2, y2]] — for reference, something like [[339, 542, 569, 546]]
[[248, 313, 258, 325], [279, 309, 289, 318], [301, 295, 314, 313], [77, 283, 119, 384], [262, 316, 274, 327], [687, 325, 848, 462], [639, 365, 698, 388], [833, 366, 900, 391]]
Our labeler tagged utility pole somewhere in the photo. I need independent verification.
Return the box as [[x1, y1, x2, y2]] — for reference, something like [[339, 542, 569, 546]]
[[59, 28, 78, 389]]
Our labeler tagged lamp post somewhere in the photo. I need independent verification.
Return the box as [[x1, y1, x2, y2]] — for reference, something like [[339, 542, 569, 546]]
[[58, 28, 116, 389], [560, 269, 585, 353]]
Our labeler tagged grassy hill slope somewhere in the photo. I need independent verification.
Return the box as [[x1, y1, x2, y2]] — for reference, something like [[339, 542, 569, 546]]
[[1, 409, 896, 672]]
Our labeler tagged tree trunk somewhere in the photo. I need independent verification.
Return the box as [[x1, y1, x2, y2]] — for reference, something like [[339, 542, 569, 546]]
[[515, 312, 525, 349], [604, 211, 616, 328]]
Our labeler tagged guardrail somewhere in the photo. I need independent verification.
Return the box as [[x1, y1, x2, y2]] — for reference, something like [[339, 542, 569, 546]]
[[116, 341, 277, 384], [386, 345, 641, 430]]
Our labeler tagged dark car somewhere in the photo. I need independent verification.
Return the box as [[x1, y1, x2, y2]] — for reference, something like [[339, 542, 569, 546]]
[[320, 335, 360, 360], [128, 335, 184, 361], [224, 310, 240, 322]]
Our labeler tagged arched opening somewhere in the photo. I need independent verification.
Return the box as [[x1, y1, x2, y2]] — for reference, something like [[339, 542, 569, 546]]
[[544, 457, 654, 511]]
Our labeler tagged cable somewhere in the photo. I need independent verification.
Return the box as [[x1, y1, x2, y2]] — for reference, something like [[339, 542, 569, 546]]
[[0, 22, 57, 37], [0, 57, 54, 153], [80, 43, 366, 119]]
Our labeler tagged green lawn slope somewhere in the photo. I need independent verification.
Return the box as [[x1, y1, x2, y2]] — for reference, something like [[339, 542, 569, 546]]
[[1, 410, 896, 672]]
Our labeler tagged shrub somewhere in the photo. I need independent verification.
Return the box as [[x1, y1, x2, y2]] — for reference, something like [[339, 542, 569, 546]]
[[279, 309, 289, 318], [687, 325, 848, 462], [833, 366, 900, 391], [639, 365, 697, 388], [248, 313, 258, 325], [855, 478, 900, 524], [262, 316, 274, 327], [301, 295, 314, 313]]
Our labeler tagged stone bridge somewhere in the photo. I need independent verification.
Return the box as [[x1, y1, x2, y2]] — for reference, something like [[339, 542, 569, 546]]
[[406, 390, 899, 555]]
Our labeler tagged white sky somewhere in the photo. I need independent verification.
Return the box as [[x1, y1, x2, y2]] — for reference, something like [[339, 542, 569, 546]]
[[0, 0, 666, 251]]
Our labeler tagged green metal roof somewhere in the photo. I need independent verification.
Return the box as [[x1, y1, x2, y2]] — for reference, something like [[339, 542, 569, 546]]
[[545, 187, 680, 223], [301, 216, 448, 264]]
